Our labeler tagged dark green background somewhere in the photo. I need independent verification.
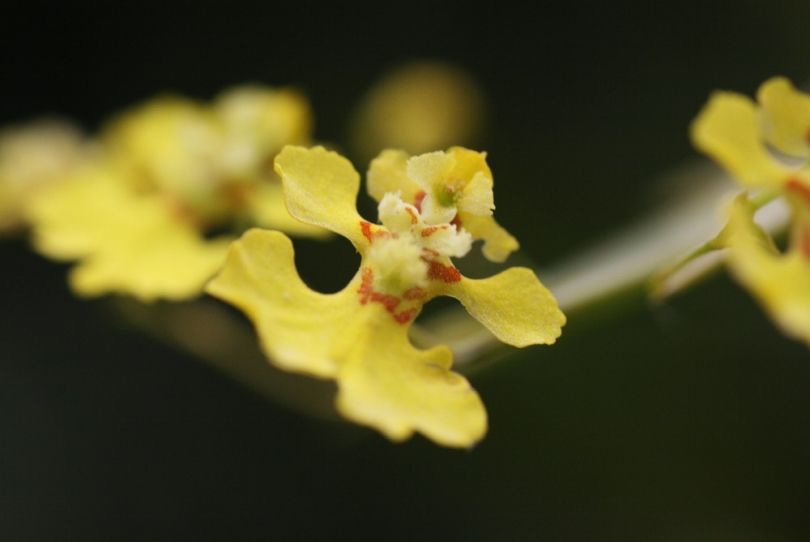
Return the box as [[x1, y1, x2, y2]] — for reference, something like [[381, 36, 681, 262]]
[[3, 0, 810, 539]]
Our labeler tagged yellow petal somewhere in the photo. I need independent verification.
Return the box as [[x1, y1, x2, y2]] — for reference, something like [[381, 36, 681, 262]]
[[406, 149, 456, 194], [691, 91, 786, 187], [71, 226, 231, 302], [215, 86, 312, 158], [447, 146, 493, 187], [206, 228, 359, 378], [248, 181, 332, 239], [460, 212, 519, 263], [336, 329, 487, 448], [440, 267, 565, 347], [206, 229, 487, 446], [0, 119, 88, 232], [461, 171, 494, 216], [274, 146, 366, 246], [757, 77, 810, 158], [726, 197, 810, 345], [105, 96, 218, 194], [29, 165, 230, 301], [366, 149, 422, 204], [28, 166, 137, 259]]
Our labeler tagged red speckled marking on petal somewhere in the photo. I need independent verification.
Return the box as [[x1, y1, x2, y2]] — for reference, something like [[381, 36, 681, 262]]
[[394, 308, 418, 324], [405, 206, 418, 224], [357, 268, 417, 324], [360, 221, 390, 243], [427, 261, 462, 283], [359, 268, 397, 310], [421, 225, 446, 237], [786, 178, 810, 206], [403, 286, 427, 300], [360, 221, 375, 242]]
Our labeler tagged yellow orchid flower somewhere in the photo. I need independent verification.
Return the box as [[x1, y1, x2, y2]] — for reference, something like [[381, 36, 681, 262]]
[[691, 77, 810, 343], [0, 120, 92, 233], [367, 146, 519, 262], [206, 146, 565, 447], [27, 86, 324, 302]]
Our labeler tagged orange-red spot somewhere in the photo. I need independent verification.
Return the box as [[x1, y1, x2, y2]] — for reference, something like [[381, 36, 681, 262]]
[[360, 221, 373, 242], [360, 221, 389, 243], [374, 291, 400, 312], [405, 206, 418, 224], [357, 268, 416, 324], [427, 261, 462, 283], [414, 190, 426, 213], [786, 178, 810, 206], [421, 225, 445, 237], [360, 221, 374, 242], [403, 286, 427, 300], [394, 308, 418, 324]]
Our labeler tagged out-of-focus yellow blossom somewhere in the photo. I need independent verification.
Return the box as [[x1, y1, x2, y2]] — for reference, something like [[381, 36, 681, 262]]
[[724, 197, 810, 345], [367, 147, 519, 262], [348, 62, 485, 164], [0, 120, 93, 233], [28, 86, 322, 301], [691, 77, 810, 344], [207, 146, 565, 447]]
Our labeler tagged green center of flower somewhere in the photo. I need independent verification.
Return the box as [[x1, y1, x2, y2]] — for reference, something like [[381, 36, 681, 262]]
[[435, 181, 461, 207]]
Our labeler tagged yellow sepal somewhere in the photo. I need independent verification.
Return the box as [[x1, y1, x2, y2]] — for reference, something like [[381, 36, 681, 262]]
[[460, 212, 519, 263], [274, 146, 366, 246], [440, 267, 565, 347], [691, 91, 786, 187], [29, 166, 231, 301], [366, 149, 423, 204], [248, 181, 332, 239], [757, 77, 810, 158]]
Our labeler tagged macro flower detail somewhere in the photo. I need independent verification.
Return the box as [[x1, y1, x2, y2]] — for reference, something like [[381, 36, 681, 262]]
[[367, 147, 519, 262], [206, 145, 565, 447], [691, 77, 810, 345], [27, 86, 323, 301]]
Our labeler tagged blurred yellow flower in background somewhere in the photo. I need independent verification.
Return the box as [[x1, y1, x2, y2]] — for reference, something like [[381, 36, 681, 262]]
[[0, 120, 94, 233], [207, 146, 565, 447], [692, 77, 810, 345], [348, 62, 485, 164], [26, 86, 324, 302]]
